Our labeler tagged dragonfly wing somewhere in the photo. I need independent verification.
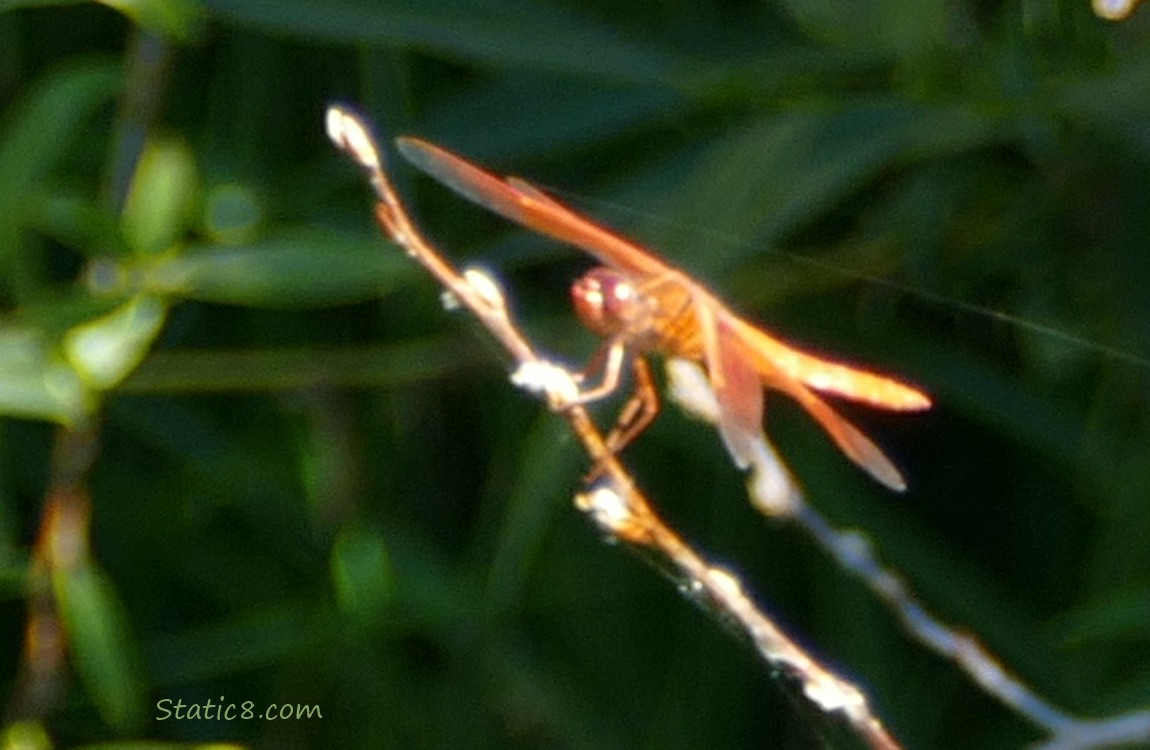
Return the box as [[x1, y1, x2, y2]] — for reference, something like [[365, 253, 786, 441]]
[[788, 382, 908, 491], [729, 316, 931, 412], [698, 305, 765, 470], [667, 356, 804, 514], [395, 137, 668, 278]]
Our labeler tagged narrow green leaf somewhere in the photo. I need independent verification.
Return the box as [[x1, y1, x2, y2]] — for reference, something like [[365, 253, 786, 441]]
[[416, 79, 689, 162], [144, 604, 322, 685], [331, 526, 395, 630], [53, 562, 146, 732], [645, 99, 1002, 275], [98, 0, 205, 41], [0, 61, 122, 301], [121, 137, 199, 256], [131, 232, 417, 308], [0, 1, 83, 13], [76, 743, 246, 750], [783, 0, 949, 56], [120, 338, 472, 393], [33, 191, 129, 259], [202, 0, 677, 81], [1051, 586, 1150, 646]]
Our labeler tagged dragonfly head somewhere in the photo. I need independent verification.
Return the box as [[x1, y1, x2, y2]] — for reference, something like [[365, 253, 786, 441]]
[[571, 266, 647, 338]]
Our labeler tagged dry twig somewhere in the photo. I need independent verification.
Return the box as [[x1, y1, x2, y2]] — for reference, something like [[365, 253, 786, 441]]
[[327, 104, 1150, 750], [327, 103, 904, 750]]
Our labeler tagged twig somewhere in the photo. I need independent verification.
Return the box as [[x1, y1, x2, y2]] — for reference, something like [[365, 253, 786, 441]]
[[1093, 0, 1144, 21], [575, 482, 901, 750], [5, 424, 100, 725], [664, 356, 1150, 750], [326, 103, 905, 750], [328, 104, 1150, 750], [791, 498, 1150, 750]]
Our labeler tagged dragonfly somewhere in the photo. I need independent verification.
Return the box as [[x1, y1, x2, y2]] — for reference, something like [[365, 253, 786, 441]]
[[395, 137, 932, 493]]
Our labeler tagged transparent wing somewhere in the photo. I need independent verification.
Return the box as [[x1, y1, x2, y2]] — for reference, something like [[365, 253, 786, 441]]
[[788, 380, 908, 491], [697, 303, 765, 470]]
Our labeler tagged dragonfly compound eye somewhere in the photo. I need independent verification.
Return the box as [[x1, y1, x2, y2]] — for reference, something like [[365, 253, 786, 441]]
[[571, 267, 646, 336]]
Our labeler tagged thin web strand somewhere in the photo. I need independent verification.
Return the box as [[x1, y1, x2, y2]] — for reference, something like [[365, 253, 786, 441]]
[[539, 188, 1150, 372]]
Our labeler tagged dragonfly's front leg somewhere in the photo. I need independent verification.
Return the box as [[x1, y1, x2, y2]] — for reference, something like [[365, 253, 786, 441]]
[[601, 355, 660, 455], [581, 354, 661, 484], [568, 335, 627, 405]]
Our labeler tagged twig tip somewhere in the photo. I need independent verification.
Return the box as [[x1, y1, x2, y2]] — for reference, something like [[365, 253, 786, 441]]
[[325, 103, 383, 172]]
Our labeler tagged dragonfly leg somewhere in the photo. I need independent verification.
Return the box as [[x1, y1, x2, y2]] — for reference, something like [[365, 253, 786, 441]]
[[603, 356, 660, 454], [583, 355, 661, 484], [568, 337, 628, 405]]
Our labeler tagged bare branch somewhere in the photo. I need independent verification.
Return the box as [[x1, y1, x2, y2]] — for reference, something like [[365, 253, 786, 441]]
[[1093, 0, 1144, 21], [328, 102, 1150, 749], [576, 481, 902, 750], [662, 358, 1150, 750], [6, 424, 100, 724], [326, 103, 905, 750]]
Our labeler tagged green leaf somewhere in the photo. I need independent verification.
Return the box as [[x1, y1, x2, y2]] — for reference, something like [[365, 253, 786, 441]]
[[33, 190, 130, 259], [54, 562, 146, 732], [130, 231, 418, 308], [331, 526, 395, 630], [0, 325, 90, 423], [0, 61, 122, 302], [121, 137, 199, 256], [202, 0, 677, 81], [75, 744, 247, 750], [782, 0, 949, 56], [98, 0, 205, 41], [76, 744, 246, 750], [0, 0, 81, 12], [63, 295, 168, 391], [0, 720, 52, 750], [414, 78, 689, 162], [143, 604, 323, 685], [644, 99, 1003, 275], [1051, 586, 1150, 646]]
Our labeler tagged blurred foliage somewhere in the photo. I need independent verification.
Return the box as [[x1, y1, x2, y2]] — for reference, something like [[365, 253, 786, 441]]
[[1, 0, 1149, 748]]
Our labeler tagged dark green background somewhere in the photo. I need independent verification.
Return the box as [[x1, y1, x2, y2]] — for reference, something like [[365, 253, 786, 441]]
[[2, 0, 1149, 748]]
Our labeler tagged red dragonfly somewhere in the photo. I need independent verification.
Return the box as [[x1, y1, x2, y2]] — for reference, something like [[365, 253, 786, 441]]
[[396, 137, 931, 492]]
